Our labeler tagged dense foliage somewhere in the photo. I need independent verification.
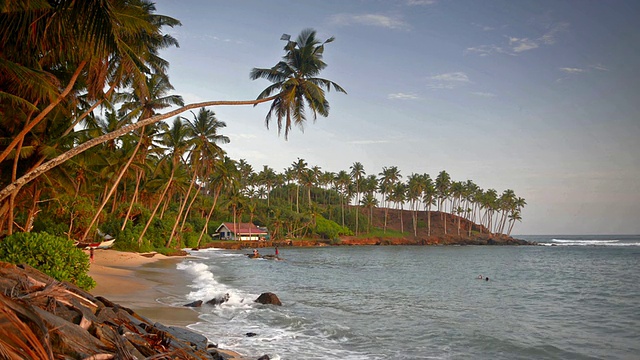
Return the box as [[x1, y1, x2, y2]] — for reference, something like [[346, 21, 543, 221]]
[[0, 1, 524, 252], [0, 232, 95, 290]]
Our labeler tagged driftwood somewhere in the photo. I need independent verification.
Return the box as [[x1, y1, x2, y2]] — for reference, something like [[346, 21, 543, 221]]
[[0, 261, 227, 359]]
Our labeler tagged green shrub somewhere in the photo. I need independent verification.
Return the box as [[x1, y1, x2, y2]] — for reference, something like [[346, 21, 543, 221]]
[[0, 232, 96, 290], [315, 215, 352, 240]]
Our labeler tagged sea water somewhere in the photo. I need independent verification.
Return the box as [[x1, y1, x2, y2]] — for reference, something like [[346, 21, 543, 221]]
[[160, 236, 640, 359]]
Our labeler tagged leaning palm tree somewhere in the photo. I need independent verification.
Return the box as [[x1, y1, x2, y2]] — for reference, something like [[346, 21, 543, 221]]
[[0, 28, 346, 204], [250, 28, 347, 139]]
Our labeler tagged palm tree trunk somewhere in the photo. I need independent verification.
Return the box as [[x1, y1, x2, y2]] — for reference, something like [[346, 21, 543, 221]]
[[427, 208, 431, 237], [138, 167, 175, 247], [167, 169, 198, 246], [196, 186, 222, 247], [180, 182, 202, 232], [121, 170, 142, 231], [80, 133, 143, 243], [0, 60, 88, 164]]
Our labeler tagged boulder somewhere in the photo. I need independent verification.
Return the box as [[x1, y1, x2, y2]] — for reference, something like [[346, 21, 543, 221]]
[[184, 300, 203, 307], [207, 293, 230, 306], [255, 292, 282, 306]]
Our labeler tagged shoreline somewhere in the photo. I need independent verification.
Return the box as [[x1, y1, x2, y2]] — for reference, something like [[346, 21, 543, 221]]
[[87, 249, 248, 360]]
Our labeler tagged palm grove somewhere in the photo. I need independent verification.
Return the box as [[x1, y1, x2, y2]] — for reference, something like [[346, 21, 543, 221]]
[[0, 1, 524, 252]]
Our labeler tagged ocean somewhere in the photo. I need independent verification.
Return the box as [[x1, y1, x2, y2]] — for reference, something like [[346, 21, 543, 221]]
[[158, 235, 640, 359]]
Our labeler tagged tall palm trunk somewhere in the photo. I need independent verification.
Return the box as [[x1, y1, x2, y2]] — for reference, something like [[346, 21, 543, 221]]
[[80, 132, 144, 243], [122, 170, 142, 231], [167, 169, 199, 246], [196, 186, 222, 247], [180, 182, 202, 232], [137, 166, 175, 247]]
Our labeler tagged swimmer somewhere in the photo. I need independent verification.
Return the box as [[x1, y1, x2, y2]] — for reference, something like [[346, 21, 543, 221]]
[[477, 274, 483, 279], [485, 277, 489, 281]]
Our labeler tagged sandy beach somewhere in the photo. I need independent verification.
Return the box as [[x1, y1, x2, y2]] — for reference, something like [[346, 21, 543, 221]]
[[86, 249, 247, 359]]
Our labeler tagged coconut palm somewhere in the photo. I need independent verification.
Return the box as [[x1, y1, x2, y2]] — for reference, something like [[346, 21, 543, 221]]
[[389, 182, 406, 234], [422, 176, 436, 236], [1, 28, 345, 205], [378, 166, 402, 232], [290, 158, 307, 213], [334, 170, 351, 227], [350, 162, 365, 235], [250, 28, 347, 139]]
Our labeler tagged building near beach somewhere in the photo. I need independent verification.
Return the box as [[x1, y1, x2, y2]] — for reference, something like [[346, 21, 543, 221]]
[[215, 222, 269, 241]]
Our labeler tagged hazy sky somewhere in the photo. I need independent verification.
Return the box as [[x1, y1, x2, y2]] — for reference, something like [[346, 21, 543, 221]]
[[152, 1, 640, 235]]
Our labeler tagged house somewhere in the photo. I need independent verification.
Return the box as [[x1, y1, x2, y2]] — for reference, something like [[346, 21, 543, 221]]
[[215, 222, 269, 241]]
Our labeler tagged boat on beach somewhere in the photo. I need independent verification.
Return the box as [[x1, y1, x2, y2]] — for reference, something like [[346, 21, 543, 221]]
[[75, 238, 116, 249]]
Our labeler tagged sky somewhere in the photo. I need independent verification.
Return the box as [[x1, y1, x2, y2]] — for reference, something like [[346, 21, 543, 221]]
[[151, 0, 640, 235]]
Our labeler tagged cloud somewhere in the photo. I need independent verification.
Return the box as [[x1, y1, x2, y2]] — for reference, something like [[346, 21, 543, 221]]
[[471, 92, 497, 98], [559, 67, 586, 74], [464, 44, 509, 57], [509, 37, 539, 52], [388, 92, 419, 100], [467, 22, 569, 56], [428, 72, 471, 89], [590, 64, 610, 71], [330, 13, 409, 30]]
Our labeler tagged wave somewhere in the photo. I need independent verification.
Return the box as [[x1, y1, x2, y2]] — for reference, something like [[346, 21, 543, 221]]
[[546, 239, 640, 246], [175, 261, 253, 308]]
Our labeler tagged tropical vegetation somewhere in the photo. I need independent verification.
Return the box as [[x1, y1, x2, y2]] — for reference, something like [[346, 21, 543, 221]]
[[0, 1, 525, 253]]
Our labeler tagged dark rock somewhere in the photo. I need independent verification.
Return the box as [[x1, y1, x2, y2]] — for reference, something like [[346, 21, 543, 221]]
[[257, 355, 271, 360], [255, 292, 282, 306], [153, 322, 209, 351], [245, 332, 258, 337], [207, 293, 230, 306], [184, 300, 203, 307]]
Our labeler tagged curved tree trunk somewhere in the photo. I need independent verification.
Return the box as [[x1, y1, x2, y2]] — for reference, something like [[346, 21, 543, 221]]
[[121, 170, 142, 231], [137, 167, 175, 247], [196, 186, 222, 247], [167, 169, 198, 246], [0, 61, 88, 164], [80, 132, 144, 242], [0, 96, 277, 202]]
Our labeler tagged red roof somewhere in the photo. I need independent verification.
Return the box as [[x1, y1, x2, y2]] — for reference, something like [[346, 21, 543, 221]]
[[217, 222, 267, 235]]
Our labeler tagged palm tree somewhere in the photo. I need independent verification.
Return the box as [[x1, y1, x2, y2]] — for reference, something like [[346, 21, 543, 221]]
[[335, 170, 351, 227], [290, 158, 307, 213], [360, 193, 378, 233], [390, 182, 406, 234], [1, 28, 345, 204], [406, 173, 425, 237], [350, 162, 365, 235], [258, 165, 277, 207], [250, 28, 347, 139], [378, 166, 401, 232], [422, 176, 436, 237], [178, 108, 230, 231], [435, 170, 451, 234], [196, 156, 238, 247]]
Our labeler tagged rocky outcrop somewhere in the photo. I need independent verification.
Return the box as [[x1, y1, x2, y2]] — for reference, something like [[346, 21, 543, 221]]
[[206, 293, 230, 306], [255, 292, 282, 306], [0, 261, 231, 359]]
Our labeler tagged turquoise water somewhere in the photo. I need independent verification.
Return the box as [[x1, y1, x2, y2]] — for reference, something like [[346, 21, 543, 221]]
[[165, 236, 640, 359]]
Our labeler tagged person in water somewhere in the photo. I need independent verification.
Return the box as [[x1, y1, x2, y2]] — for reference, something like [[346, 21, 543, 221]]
[[275, 247, 279, 256], [477, 274, 483, 279], [485, 277, 489, 281]]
